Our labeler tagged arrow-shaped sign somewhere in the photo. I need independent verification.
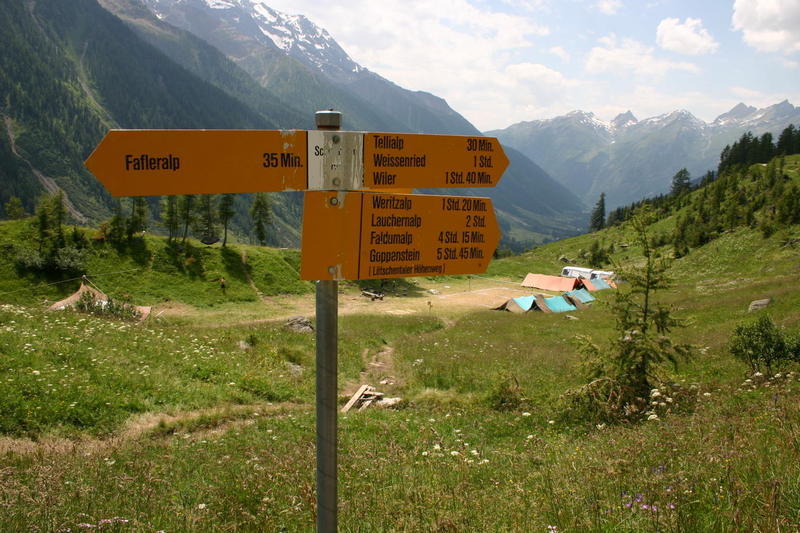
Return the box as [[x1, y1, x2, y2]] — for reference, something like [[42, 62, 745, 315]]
[[300, 191, 501, 280], [85, 130, 308, 196]]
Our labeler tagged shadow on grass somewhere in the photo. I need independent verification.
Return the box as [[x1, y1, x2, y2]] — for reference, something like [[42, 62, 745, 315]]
[[220, 246, 249, 282], [357, 278, 428, 298]]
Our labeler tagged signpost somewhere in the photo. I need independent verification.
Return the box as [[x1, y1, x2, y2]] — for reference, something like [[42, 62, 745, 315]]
[[85, 114, 509, 533]]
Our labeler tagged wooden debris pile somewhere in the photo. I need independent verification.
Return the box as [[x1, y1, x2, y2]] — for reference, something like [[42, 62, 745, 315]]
[[361, 290, 384, 301], [341, 384, 401, 412]]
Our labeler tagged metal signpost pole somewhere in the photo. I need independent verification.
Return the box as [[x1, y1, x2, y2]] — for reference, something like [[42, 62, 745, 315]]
[[315, 109, 341, 533]]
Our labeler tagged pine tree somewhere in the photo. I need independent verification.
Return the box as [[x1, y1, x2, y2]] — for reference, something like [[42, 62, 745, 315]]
[[670, 168, 691, 196], [35, 196, 51, 253], [4, 196, 26, 219], [589, 193, 605, 232], [198, 195, 218, 243], [571, 208, 691, 422], [161, 196, 180, 241], [250, 193, 272, 246], [107, 199, 127, 243], [777, 124, 796, 155], [218, 194, 235, 247], [178, 195, 196, 244], [50, 191, 65, 244], [127, 197, 149, 238]]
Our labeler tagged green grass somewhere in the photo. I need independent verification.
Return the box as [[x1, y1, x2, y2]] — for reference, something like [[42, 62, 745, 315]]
[[0, 219, 314, 307], [2, 202, 800, 530]]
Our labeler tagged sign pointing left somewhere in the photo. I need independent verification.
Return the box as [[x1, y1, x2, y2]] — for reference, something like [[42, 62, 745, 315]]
[[85, 130, 308, 196]]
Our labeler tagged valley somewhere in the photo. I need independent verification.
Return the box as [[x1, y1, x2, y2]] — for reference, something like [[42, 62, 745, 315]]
[[1, 153, 799, 528], [1, 1, 799, 530]]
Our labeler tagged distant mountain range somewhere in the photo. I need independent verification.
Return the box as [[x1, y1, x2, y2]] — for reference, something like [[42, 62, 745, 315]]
[[487, 101, 800, 208], [0, 0, 587, 249]]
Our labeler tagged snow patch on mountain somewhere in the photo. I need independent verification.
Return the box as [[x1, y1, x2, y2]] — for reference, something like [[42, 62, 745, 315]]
[[152, 0, 363, 78]]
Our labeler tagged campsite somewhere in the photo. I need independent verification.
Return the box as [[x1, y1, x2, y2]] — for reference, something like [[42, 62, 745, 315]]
[[2, 202, 800, 531]]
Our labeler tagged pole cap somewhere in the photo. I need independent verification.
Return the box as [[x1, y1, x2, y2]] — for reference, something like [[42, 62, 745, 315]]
[[315, 109, 342, 130]]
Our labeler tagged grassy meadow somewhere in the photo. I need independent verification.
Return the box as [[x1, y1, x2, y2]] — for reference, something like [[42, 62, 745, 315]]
[[1, 192, 800, 531]]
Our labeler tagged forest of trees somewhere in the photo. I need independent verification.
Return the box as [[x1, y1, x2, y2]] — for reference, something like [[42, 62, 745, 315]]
[[596, 124, 800, 259], [718, 124, 800, 174]]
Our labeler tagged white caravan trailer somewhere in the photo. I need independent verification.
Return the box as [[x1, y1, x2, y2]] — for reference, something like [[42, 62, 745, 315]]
[[560, 266, 593, 279]]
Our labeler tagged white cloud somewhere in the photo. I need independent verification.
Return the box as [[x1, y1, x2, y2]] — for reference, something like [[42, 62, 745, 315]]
[[656, 17, 719, 55], [732, 0, 800, 53], [585, 35, 699, 79], [262, 0, 554, 130], [596, 0, 623, 15], [549, 46, 570, 61]]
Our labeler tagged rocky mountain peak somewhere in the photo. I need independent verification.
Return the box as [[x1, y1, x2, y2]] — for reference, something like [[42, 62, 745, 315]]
[[714, 102, 757, 124], [611, 110, 637, 130], [145, 0, 363, 80]]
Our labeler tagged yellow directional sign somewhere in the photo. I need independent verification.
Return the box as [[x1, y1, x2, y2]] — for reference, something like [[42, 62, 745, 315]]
[[85, 130, 308, 196], [300, 191, 500, 280], [362, 133, 508, 190], [86, 130, 510, 196]]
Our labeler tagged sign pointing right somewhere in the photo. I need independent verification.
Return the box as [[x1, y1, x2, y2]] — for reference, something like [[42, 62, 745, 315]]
[[362, 133, 509, 190]]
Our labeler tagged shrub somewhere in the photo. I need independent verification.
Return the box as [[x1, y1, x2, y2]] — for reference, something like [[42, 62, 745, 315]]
[[729, 315, 794, 372], [53, 245, 86, 273], [75, 291, 140, 321], [486, 374, 525, 411]]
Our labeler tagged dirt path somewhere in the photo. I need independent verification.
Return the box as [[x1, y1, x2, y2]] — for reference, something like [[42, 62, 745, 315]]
[[0, 402, 307, 456]]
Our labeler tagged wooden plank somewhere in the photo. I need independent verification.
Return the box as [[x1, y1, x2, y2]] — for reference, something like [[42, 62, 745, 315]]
[[341, 384, 370, 413]]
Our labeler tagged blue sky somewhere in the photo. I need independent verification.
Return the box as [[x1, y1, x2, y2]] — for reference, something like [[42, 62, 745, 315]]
[[265, 0, 800, 130]]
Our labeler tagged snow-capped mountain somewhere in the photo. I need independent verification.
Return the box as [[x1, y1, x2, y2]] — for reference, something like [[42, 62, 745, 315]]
[[145, 0, 362, 81], [138, 0, 479, 135], [488, 101, 800, 208]]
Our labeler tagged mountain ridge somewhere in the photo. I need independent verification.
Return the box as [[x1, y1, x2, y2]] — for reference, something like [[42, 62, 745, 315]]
[[488, 101, 800, 208]]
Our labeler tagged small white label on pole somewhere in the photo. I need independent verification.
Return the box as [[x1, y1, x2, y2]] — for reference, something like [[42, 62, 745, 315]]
[[307, 131, 364, 190]]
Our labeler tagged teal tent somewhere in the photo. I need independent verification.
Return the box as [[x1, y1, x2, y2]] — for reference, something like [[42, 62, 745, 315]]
[[565, 288, 596, 304], [591, 278, 612, 290], [543, 296, 577, 313]]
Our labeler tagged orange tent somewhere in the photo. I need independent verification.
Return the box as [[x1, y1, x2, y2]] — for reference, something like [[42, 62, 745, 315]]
[[521, 273, 582, 292]]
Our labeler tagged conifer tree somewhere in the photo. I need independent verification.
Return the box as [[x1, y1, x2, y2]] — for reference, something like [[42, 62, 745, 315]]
[[178, 195, 196, 244], [670, 168, 691, 196], [198, 195, 218, 243], [218, 194, 235, 247], [127, 197, 149, 238], [4, 196, 25, 219], [250, 193, 272, 246], [161, 196, 180, 241], [589, 193, 606, 232], [571, 208, 690, 422]]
